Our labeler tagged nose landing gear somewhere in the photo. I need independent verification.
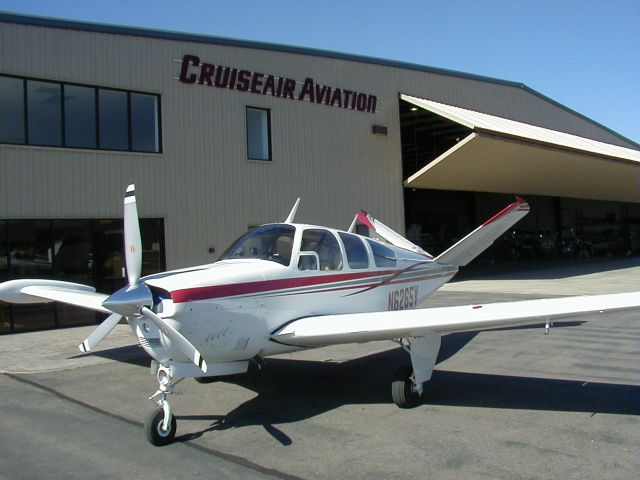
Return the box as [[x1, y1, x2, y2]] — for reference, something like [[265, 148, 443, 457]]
[[145, 365, 180, 445]]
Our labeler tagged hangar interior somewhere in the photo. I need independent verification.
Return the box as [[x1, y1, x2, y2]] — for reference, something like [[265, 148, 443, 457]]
[[398, 97, 640, 264]]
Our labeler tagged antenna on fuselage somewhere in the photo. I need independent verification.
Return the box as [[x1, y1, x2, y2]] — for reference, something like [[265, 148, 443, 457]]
[[285, 197, 301, 223]]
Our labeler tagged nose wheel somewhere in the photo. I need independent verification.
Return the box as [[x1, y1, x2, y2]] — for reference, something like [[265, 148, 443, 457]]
[[145, 365, 180, 446], [144, 407, 177, 445]]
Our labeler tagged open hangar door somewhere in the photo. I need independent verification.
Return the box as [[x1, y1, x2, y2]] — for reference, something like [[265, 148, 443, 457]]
[[398, 96, 640, 266]]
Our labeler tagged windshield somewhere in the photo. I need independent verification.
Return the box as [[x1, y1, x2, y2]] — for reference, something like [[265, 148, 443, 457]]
[[219, 224, 295, 266]]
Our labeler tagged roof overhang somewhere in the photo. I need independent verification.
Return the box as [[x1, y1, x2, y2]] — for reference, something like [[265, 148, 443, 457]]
[[402, 95, 640, 203]]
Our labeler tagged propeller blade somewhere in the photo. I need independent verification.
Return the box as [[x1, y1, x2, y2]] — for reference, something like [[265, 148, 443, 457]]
[[78, 313, 123, 353], [124, 184, 142, 286], [140, 307, 208, 373]]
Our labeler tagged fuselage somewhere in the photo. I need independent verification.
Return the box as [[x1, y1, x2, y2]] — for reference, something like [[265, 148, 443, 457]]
[[130, 223, 458, 366]]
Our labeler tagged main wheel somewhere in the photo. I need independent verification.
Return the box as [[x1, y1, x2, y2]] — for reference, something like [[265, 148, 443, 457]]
[[391, 367, 421, 408], [144, 408, 177, 446]]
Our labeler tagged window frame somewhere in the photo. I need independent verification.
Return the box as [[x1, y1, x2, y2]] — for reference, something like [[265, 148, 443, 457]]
[[0, 73, 162, 154]]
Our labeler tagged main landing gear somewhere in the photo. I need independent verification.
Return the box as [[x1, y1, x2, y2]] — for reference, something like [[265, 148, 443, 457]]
[[391, 366, 422, 408], [145, 365, 180, 446], [391, 335, 441, 409]]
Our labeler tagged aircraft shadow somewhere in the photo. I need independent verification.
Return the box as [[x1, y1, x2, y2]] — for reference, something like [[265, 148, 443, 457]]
[[69, 344, 150, 367], [176, 333, 638, 444]]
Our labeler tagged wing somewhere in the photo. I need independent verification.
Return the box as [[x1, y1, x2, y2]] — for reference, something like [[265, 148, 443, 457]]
[[271, 292, 640, 347], [0, 279, 110, 313]]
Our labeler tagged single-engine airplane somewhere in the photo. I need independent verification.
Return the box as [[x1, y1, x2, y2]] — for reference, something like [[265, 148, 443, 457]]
[[1, 185, 638, 446]]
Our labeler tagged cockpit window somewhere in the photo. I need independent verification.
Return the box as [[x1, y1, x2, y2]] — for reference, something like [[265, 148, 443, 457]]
[[300, 229, 343, 271], [219, 224, 295, 266]]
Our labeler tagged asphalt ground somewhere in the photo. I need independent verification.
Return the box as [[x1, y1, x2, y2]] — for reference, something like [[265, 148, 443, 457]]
[[1, 257, 638, 479]]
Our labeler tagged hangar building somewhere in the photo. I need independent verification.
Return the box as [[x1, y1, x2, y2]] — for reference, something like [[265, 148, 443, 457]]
[[1, 12, 639, 332]]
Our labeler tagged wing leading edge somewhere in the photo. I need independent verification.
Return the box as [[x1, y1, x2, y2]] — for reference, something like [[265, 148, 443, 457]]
[[272, 292, 640, 347]]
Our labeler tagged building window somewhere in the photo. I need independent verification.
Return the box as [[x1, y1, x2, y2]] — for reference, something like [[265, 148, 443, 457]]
[[0, 74, 161, 153], [65, 85, 97, 148], [0, 218, 166, 333], [98, 89, 129, 150], [246, 107, 271, 161], [131, 93, 160, 152], [27, 80, 62, 146], [0, 76, 25, 144]]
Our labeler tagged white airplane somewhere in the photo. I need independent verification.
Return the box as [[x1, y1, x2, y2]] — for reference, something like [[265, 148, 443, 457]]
[[1, 185, 638, 446]]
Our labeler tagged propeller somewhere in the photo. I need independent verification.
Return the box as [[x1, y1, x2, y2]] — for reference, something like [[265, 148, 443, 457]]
[[79, 185, 207, 373], [124, 184, 142, 286], [79, 313, 123, 353]]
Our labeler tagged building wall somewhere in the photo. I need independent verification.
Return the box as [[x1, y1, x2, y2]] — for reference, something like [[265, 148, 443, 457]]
[[0, 19, 635, 269]]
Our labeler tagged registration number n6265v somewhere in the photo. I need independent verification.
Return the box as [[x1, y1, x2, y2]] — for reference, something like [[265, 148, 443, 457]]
[[388, 285, 418, 311]]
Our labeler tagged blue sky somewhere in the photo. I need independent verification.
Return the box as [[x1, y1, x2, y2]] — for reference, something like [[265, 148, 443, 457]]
[[2, 0, 638, 144]]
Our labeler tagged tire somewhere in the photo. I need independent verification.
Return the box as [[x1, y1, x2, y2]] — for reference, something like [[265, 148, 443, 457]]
[[144, 408, 177, 446], [391, 367, 421, 409]]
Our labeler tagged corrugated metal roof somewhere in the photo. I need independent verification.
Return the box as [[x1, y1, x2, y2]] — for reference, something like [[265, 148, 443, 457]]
[[402, 95, 640, 203]]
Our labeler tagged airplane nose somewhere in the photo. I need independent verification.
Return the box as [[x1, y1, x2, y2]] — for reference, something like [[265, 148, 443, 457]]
[[102, 282, 153, 317]]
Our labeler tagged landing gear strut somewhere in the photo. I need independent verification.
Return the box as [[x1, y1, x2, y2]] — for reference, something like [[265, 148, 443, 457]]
[[145, 366, 179, 445]]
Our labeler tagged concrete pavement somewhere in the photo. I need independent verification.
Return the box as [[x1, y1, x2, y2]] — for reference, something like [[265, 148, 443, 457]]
[[0, 257, 638, 479]]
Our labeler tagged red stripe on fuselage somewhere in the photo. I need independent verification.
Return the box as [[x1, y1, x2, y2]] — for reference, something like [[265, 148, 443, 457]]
[[171, 270, 399, 303]]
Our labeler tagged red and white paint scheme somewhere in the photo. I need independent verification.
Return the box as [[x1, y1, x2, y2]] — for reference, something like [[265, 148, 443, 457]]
[[1, 186, 638, 445]]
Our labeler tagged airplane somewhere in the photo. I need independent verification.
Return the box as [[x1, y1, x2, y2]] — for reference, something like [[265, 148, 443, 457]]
[[0, 185, 638, 446]]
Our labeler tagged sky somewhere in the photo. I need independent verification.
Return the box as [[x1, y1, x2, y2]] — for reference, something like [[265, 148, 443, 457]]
[[1, 0, 639, 144]]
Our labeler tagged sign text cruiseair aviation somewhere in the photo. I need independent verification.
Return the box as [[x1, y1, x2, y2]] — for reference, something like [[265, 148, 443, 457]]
[[178, 54, 378, 113]]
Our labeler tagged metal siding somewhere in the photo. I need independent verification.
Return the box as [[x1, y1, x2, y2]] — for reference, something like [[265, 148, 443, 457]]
[[0, 20, 635, 269], [0, 23, 405, 269]]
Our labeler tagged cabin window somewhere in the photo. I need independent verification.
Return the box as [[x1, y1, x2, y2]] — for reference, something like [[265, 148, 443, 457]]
[[366, 239, 396, 268], [338, 232, 369, 269], [246, 107, 271, 161], [300, 229, 343, 271]]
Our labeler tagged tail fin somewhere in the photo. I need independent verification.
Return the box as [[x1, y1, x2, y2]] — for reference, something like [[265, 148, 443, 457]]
[[435, 197, 529, 266], [353, 210, 431, 257]]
